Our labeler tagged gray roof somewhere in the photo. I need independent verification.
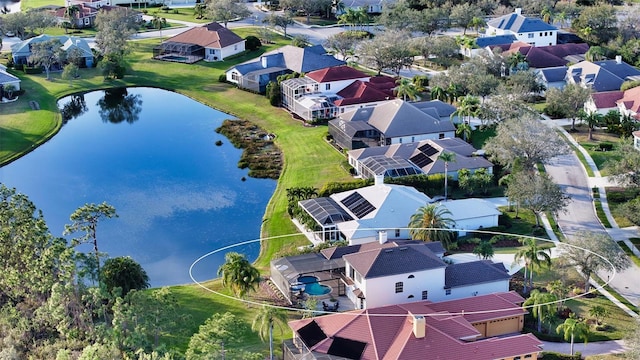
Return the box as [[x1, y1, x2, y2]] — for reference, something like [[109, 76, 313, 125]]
[[230, 45, 345, 75], [537, 67, 567, 83], [413, 100, 457, 118], [349, 137, 493, 175], [487, 12, 557, 33], [340, 99, 454, 138], [569, 60, 640, 92], [344, 243, 446, 278], [445, 261, 510, 288], [475, 35, 517, 47], [11, 34, 91, 57], [0, 69, 20, 84], [328, 118, 377, 137], [299, 197, 353, 225]]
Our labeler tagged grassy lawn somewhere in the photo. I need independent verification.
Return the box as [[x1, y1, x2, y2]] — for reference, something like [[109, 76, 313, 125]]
[[527, 265, 636, 342], [471, 125, 495, 149], [605, 187, 639, 228], [292, 16, 338, 26], [563, 126, 622, 175], [146, 6, 212, 24], [618, 241, 640, 268], [0, 29, 354, 352]]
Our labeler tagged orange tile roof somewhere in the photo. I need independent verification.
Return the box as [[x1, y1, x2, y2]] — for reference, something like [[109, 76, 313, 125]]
[[306, 65, 369, 83]]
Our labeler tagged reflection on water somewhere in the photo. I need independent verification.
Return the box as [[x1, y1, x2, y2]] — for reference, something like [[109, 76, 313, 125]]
[[0, 87, 276, 286], [97, 88, 143, 124]]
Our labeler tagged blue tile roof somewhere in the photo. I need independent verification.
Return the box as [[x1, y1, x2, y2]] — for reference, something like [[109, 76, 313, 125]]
[[229, 45, 345, 76], [488, 13, 557, 33], [475, 35, 517, 47], [538, 67, 567, 82]]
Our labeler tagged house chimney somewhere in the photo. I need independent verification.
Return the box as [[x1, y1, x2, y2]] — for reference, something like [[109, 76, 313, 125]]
[[378, 230, 388, 244], [615, 55, 622, 64], [515, 8, 522, 15], [412, 315, 426, 339], [261, 56, 268, 68], [374, 174, 384, 186]]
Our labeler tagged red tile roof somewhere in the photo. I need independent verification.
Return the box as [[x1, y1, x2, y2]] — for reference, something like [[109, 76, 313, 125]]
[[618, 86, 640, 114], [289, 292, 542, 360], [164, 22, 243, 49], [306, 65, 369, 83], [334, 80, 392, 106], [591, 91, 623, 109], [503, 43, 589, 68]]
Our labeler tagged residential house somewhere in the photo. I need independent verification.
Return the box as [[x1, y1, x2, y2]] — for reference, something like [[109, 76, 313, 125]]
[[53, 4, 97, 29], [280, 65, 372, 121], [486, 8, 558, 47], [617, 86, 640, 120], [271, 239, 511, 309], [0, 65, 21, 96], [328, 99, 455, 150], [462, 34, 516, 57], [500, 42, 588, 69], [226, 45, 345, 93], [567, 57, 640, 92], [154, 22, 245, 64], [297, 176, 501, 244], [584, 91, 624, 115], [348, 137, 493, 180], [284, 292, 543, 360], [333, 77, 396, 114], [536, 66, 568, 92], [412, 100, 458, 123], [10, 34, 94, 67], [337, 0, 386, 14]]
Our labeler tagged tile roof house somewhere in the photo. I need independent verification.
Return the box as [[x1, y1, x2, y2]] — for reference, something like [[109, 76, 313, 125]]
[[297, 176, 502, 244], [10, 34, 94, 67], [347, 137, 493, 180], [271, 239, 511, 310], [502, 43, 589, 68], [226, 45, 345, 93], [567, 57, 640, 92], [536, 66, 568, 92], [486, 8, 558, 47], [617, 86, 640, 120], [585, 91, 624, 115], [328, 99, 455, 150], [52, 4, 97, 28], [284, 292, 542, 360], [154, 22, 245, 63], [0, 65, 21, 95]]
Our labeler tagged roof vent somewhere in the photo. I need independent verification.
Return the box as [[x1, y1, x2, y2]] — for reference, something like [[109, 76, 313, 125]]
[[515, 8, 522, 15], [412, 315, 426, 339]]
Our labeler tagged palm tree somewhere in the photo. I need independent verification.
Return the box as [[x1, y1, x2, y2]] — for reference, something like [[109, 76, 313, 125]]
[[584, 111, 603, 140], [507, 52, 527, 73], [151, 15, 167, 42], [523, 289, 557, 333], [354, 7, 368, 30], [554, 11, 567, 28], [472, 241, 494, 260], [338, 8, 358, 29], [217, 252, 261, 299], [455, 122, 472, 143], [408, 204, 456, 249], [430, 86, 448, 102], [540, 6, 553, 24], [468, 16, 485, 35], [252, 305, 289, 360], [438, 151, 457, 201], [556, 316, 590, 356], [451, 95, 480, 125], [64, 5, 80, 32], [394, 78, 419, 101], [514, 239, 552, 293], [546, 280, 569, 311], [588, 305, 609, 326]]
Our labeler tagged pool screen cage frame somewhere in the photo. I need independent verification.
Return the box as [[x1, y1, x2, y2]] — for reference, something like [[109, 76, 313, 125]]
[[153, 42, 205, 63]]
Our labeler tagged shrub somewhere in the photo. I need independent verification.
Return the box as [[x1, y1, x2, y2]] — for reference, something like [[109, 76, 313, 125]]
[[498, 214, 512, 228], [596, 141, 614, 151], [218, 74, 227, 83], [245, 35, 261, 51], [621, 80, 640, 91]]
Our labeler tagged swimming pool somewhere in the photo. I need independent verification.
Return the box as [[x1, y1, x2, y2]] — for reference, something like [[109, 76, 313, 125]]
[[162, 55, 188, 62], [297, 275, 331, 296]]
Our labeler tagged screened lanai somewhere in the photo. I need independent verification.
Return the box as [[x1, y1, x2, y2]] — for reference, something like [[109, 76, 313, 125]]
[[358, 155, 423, 179], [153, 42, 204, 63], [299, 197, 353, 242]]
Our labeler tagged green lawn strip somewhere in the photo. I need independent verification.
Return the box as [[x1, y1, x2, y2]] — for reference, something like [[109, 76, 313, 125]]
[[617, 241, 640, 268], [471, 126, 495, 149], [22, 0, 63, 10], [498, 206, 550, 240], [146, 6, 211, 24], [579, 142, 621, 176], [544, 211, 564, 241], [566, 140, 595, 177], [591, 273, 640, 315], [292, 16, 338, 26], [594, 198, 613, 228], [608, 200, 634, 228]]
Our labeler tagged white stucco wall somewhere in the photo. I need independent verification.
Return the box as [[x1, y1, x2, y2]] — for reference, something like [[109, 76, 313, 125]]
[[226, 69, 242, 84], [358, 268, 446, 309], [452, 214, 500, 236], [444, 280, 510, 301], [319, 77, 369, 94]]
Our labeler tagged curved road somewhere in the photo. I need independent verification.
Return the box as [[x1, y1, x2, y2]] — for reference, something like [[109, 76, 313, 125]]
[[545, 138, 640, 307]]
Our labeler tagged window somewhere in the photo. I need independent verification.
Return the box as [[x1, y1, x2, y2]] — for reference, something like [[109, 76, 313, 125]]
[[408, 274, 415, 279], [350, 267, 355, 279], [231, 72, 239, 81], [411, 136, 415, 142], [445, 289, 451, 295], [84, 17, 90, 25], [395, 229, 400, 237], [407, 295, 414, 298], [395, 282, 403, 293], [399, 138, 403, 144], [439, 133, 445, 139], [325, 84, 331, 90], [234, 44, 238, 50], [528, 33, 534, 38], [422, 290, 428, 300]]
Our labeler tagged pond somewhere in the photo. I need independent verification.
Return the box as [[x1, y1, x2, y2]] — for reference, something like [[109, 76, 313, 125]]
[[0, 87, 276, 286]]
